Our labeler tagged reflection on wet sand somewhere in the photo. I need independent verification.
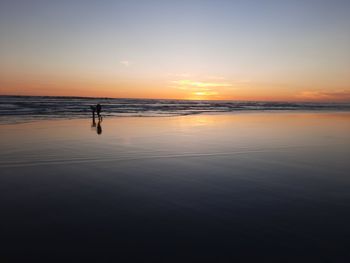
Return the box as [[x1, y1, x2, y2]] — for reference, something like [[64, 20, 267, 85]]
[[1, 112, 350, 261], [91, 115, 103, 135]]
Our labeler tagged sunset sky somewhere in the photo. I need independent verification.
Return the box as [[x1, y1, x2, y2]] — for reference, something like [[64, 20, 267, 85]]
[[0, 0, 349, 101]]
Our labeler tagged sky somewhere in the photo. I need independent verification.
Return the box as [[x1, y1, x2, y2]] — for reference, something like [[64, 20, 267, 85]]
[[0, 0, 349, 101]]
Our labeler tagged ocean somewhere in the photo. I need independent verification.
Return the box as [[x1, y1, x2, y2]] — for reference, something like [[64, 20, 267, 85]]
[[1, 95, 350, 123]]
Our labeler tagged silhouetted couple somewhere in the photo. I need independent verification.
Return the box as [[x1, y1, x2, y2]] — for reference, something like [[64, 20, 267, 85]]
[[90, 103, 102, 120]]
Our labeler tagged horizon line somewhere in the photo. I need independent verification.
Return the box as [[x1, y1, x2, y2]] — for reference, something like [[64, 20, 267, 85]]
[[0, 94, 349, 104]]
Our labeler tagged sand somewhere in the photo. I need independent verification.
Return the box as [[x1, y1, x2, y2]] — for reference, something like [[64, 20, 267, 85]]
[[1, 112, 350, 261]]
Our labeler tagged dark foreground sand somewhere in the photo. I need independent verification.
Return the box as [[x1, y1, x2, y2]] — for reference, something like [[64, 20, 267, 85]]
[[1, 112, 350, 262]]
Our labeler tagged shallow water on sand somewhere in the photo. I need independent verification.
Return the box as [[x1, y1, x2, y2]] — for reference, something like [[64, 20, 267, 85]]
[[1, 112, 350, 261]]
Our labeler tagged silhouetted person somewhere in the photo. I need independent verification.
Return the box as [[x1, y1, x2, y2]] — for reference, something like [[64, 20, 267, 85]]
[[96, 104, 102, 119], [97, 118, 102, 135], [90, 105, 96, 119]]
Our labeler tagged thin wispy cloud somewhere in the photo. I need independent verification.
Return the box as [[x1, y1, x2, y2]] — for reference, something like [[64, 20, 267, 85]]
[[171, 80, 232, 89], [296, 90, 350, 101], [192, 91, 218, 96], [206, 75, 226, 80], [120, 60, 132, 67], [168, 73, 191, 78], [170, 79, 232, 99]]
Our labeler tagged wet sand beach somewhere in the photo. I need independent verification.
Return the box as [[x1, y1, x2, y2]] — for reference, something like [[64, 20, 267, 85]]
[[1, 112, 350, 262]]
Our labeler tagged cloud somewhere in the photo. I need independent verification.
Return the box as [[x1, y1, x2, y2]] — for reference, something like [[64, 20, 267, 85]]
[[170, 79, 232, 99], [296, 90, 350, 101], [171, 80, 232, 89], [168, 73, 191, 78], [192, 91, 218, 96], [120, 60, 131, 67], [206, 75, 226, 80]]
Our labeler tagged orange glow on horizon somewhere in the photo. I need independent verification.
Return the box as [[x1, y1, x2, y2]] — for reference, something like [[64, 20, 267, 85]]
[[2, 86, 350, 103], [1, 75, 349, 102]]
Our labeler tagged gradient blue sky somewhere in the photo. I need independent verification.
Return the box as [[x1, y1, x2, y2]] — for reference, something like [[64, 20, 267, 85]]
[[1, 0, 350, 100]]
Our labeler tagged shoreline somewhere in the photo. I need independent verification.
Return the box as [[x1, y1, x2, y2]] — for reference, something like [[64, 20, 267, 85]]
[[2, 109, 350, 125]]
